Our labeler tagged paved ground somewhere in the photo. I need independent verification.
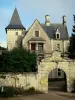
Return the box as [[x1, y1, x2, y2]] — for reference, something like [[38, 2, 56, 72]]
[[0, 91, 75, 100]]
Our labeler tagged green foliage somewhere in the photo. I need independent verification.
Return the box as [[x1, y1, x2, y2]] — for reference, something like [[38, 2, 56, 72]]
[[68, 15, 75, 59], [0, 86, 43, 97], [0, 47, 37, 72], [0, 86, 14, 97], [25, 87, 35, 94], [68, 34, 75, 58], [73, 15, 75, 33]]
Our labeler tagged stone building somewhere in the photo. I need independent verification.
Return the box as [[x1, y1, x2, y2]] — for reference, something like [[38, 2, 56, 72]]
[[0, 8, 74, 93], [5, 8, 69, 79]]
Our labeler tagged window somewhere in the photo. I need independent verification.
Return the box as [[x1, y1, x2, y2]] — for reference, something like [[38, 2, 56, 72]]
[[56, 29, 60, 39], [57, 34, 59, 39], [16, 32, 18, 35], [58, 69, 61, 76], [31, 43, 36, 50], [35, 31, 39, 37], [57, 44, 60, 51], [38, 43, 43, 53]]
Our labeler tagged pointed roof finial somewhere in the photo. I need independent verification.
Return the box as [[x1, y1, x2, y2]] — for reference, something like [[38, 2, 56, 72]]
[[5, 8, 26, 30], [9, 8, 22, 25]]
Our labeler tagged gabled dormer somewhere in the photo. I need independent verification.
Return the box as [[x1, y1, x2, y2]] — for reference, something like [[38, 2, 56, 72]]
[[56, 29, 60, 39]]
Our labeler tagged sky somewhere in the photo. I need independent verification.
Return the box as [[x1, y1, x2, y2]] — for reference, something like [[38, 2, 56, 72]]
[[0, 0, 75, 47]]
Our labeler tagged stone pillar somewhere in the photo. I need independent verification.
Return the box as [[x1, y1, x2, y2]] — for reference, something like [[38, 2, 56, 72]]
[[67, 78, 73, 92], [29, 43, 31, 50], [51, 39, 53, 51], [36, 43, 38, 51]]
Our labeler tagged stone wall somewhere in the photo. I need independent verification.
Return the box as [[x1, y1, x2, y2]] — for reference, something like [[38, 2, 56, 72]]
[[0, 51, 75, 93], [0, 73, 41, 91]]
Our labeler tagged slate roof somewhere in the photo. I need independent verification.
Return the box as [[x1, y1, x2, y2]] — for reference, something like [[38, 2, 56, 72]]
[[5, 8, 26, 30], [41, 23, 69, 40]]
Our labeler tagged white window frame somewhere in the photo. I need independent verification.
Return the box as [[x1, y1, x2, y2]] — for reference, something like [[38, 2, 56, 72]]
[[38, 43, 43, 53]]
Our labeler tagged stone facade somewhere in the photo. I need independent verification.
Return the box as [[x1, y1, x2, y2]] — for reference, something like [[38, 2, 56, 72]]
[[3, 8, 75, 93], [7, 29, 25, 50]]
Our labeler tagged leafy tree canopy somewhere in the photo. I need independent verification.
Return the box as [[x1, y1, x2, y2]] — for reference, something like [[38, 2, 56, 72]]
[[0, 47, 37, 72], [68, 15, 75, 59]]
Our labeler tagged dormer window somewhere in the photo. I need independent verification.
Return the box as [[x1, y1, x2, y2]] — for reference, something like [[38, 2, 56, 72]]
[[57, 34, 59, 39], [35, 31, 39, 37], [56, 29, 60, 39]]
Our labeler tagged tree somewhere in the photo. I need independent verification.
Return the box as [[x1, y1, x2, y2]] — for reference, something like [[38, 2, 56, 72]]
[[68, 15, 75, 59], [0, 47, 37, 72]]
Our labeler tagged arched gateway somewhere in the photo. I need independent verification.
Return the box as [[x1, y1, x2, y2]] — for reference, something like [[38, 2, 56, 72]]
[[48, 68, 67, 91], [38, 51, 75, 93]]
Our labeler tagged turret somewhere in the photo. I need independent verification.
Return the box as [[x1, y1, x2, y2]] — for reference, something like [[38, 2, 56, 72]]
[[5, 8, 26, 50]]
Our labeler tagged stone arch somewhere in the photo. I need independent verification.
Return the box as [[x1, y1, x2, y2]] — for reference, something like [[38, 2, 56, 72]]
[[48, 68, 67, 91], [38, 51, 72, 93], [39, 64, 69, 93]]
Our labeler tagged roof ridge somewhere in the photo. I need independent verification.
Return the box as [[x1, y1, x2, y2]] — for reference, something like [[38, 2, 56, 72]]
[[41, 23, 62, 25]]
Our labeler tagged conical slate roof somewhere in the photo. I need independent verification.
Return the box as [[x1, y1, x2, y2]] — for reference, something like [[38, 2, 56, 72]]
[[5, 8, 26, 30]]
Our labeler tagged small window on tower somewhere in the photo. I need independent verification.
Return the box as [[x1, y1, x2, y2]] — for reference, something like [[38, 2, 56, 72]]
[[16, 32, 18, 35], [35, 31, 39, 37]]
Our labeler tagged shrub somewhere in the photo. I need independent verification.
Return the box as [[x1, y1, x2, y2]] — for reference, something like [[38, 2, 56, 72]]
[[0, 86, 15, 97], [0, 47, 37, 72], [25, 87, 35, 94], [0, 86, 43, 97]]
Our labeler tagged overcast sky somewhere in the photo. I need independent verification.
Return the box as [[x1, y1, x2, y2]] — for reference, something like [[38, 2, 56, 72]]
[[0, 0, 75, 47]]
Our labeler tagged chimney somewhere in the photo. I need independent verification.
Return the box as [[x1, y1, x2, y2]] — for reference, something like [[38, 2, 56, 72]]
[[62, 15, 66, 25], [45, 15, 50, 26]]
